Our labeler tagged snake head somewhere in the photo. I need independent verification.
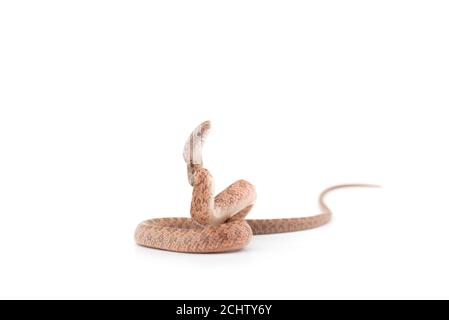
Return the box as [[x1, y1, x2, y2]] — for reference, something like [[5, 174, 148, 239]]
[[183, 120, 211, 185]]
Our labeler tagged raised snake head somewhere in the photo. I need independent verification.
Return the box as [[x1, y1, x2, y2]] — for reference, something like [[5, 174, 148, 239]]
[[183, 120, 211, 185]]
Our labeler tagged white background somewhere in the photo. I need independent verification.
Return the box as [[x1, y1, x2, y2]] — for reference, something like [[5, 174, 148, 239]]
[[1, 1, 448, 300]]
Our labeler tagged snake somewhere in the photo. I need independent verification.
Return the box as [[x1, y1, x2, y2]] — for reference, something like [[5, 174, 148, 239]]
[[134, 121, 377, 253]]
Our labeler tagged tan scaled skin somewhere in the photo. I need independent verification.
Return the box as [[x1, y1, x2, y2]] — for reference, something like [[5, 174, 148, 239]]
[[134, 121, 378, 253]]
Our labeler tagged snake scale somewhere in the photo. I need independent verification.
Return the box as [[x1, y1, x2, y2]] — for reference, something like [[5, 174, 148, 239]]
[[134, 121, 377, 253]]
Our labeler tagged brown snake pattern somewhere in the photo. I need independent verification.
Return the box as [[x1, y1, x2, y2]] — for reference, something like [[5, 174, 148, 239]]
[[134, 121, 377, 253]]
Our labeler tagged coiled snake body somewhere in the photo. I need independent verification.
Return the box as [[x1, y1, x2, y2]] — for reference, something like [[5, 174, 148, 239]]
[[134, 121, 376, 253]]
